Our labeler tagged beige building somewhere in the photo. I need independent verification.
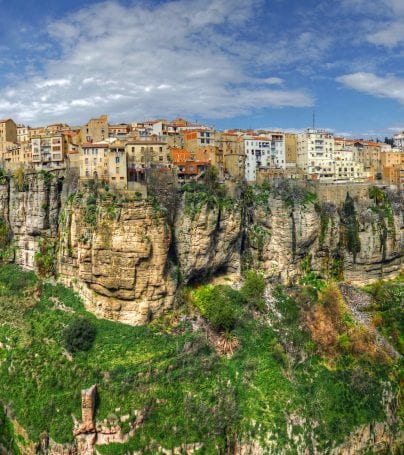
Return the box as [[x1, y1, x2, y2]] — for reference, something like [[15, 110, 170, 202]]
[[125, 139, 169, 166], [285, 133, 297, 167], [381, 150, 404, 189], [216, 132, 245, 180], [333, 138, 364, 181], [0, 119, 17, 144], [17, 124, 29, 143], [81, 115, 108, 143], [296, 129, 335, 181], [109, 124, 131, 138], [0, 119, 17, 162], [108, 141, 127, 189], [345, 140, 382, 178], [80, 143, 109, 180], [29, 127, 46, 138]]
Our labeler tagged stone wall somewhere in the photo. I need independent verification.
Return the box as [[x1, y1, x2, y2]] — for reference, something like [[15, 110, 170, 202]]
[[304, 181, 372, 205]]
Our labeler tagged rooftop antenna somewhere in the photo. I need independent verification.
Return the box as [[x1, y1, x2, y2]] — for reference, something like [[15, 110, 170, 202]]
[[312, 110, 316, 129]]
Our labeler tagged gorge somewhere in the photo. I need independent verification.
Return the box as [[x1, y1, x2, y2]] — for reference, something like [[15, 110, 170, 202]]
[[0, 169, 402, 454]]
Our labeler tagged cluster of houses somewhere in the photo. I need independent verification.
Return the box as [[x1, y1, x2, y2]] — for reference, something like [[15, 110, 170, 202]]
[[0, 116, 403, 190]]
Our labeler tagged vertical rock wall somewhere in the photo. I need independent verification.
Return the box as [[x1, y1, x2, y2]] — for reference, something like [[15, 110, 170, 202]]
[[0, 171, 401, 324]]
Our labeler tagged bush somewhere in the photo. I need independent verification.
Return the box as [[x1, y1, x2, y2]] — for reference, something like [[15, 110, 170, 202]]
[[193, 285, 243, 332], [240, 270, 266, 311], [63, 318, 96, 353], [34, 237, 56, 278]]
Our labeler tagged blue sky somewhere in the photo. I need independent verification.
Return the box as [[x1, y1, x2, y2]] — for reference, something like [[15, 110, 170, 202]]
[[0, 0, 404, 138]]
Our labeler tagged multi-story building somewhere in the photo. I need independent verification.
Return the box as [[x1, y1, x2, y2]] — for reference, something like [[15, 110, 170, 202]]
[[108, 141, 127, 189], [0, 119, 17, 162], [80, 143, 109, 180], [296, 129, 334, 181], [29, 127, 46, 138], [0, 119, 17, 144], [17, 124, 29, 143], [31, 134, 69, 169], [381, 150, 404, 189], [244, 133, 286, 182], [344, 140, 382, 179], [393, 131, 404, 149], [244, 136, 267, 182], [285, 133, 297, 168], [81, 115, 108, 143], [125, 139, 169, 165], [183, 129, 215, 157], [216, 132, 245, 180], [109, 124, 131, 138], [333, 139, 364, 181]]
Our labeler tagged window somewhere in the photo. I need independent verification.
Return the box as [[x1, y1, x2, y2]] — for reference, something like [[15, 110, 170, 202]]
[[115, 156, 120, 164]]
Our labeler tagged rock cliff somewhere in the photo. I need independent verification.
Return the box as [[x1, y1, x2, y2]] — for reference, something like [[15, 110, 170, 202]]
[[58, 193, 176, 325], [0, 171, 401, 324]]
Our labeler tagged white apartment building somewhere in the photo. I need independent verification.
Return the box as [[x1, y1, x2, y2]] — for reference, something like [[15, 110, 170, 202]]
[[393, 132, 404, 149], [333, 147, 364, 181], [244, 133, 286, 182], [297, 129, 334, 181]]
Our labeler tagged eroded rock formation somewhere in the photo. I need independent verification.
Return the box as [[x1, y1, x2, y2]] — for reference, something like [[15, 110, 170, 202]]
[[58, 197, 176, 325], [0, 171, 401, 325]]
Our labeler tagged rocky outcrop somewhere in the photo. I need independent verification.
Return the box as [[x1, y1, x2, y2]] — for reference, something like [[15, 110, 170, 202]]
[[247, 200, 320, 283], [0, 172, 63, 269], [247, 197, 403, 286], [58, 197, 176, 325], [174, 199, 242, 281], [0, 171, 401, 325]]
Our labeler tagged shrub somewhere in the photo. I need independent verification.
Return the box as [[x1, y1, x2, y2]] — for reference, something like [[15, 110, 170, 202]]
[[34, 237, 56, 277], [63, 318, 96, 353], [193, 285, 243, 332], [13, 167, 26, 191], [270, 339, 288, 367], [240, 270, 266, 311]]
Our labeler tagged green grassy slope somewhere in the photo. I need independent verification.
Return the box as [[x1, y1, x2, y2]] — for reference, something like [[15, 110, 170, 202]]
[[0, 265, 401, 454]]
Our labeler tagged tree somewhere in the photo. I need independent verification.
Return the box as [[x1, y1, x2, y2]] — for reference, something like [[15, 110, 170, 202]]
[[369, 186, 385, 206], [63, 318, 96, 353]]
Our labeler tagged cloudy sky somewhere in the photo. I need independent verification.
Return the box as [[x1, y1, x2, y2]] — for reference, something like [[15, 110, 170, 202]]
[[0, 0, 403, 137]]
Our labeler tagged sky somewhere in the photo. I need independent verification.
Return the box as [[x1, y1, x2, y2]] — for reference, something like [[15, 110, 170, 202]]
[[0, 0, 404, 138]]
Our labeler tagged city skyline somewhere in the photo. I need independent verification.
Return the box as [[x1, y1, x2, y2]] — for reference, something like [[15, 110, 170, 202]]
[[1, 0, 404, 138]]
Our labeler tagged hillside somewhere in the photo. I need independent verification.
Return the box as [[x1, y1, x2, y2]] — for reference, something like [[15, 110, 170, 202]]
[[0, 264, 402, 454]]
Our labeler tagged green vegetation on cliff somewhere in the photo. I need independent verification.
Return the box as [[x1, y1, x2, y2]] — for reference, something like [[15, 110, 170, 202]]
[[0, 265, 401, 453]]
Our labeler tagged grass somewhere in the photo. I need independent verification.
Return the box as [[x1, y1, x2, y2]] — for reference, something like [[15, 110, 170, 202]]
[[363, 274, 404, 355], [0, 265, 400, 453]]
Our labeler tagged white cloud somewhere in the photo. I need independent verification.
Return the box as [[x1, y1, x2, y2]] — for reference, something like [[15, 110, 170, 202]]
[[0, 0, 313, 125], [336, 72, 404, 104], [367, 22, 404, 48], [36, 79, 71, 88], [263, 77, 283, 85]]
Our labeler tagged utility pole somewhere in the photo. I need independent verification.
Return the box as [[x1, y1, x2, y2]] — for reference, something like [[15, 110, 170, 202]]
[[312, 110, 316, 129]]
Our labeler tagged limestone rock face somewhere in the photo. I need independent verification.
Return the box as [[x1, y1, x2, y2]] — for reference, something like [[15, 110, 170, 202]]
[[249, 198, 403, 285], [0, 171, 401, 325], [58, 199, 176, 325], [1, 172, 62, 270], [341, 210, 403, 284], [249, 200, 320, 283], [174, 200, 242, 281]]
